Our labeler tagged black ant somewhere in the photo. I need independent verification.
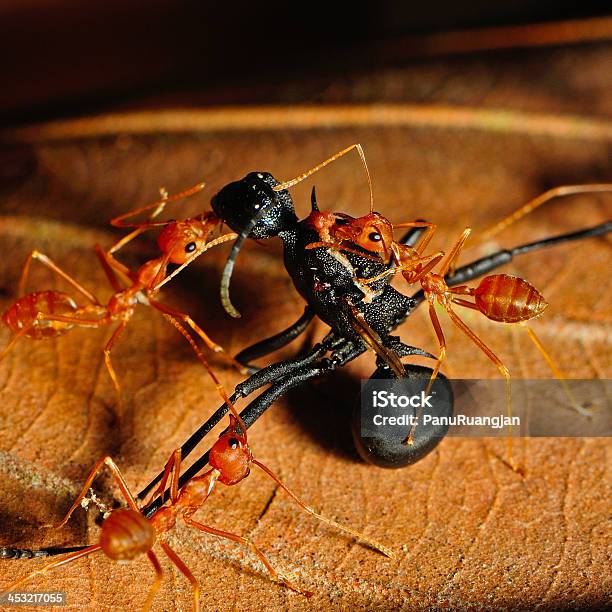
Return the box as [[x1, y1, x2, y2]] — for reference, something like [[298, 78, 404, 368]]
[[5, 394, 392, 610]]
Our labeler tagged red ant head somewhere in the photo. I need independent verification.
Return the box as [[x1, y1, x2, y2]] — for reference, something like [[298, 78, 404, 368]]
[[157, 214, 220, 265], [334, 212, 393, 260], [208, 419, 252, 485]]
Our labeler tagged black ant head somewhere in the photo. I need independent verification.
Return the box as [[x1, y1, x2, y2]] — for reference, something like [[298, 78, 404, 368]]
[[212, 172, 298, 317], [211, 172, 297, 240]]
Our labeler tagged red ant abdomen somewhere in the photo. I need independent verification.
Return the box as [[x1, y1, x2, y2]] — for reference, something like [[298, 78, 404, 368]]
[[100, 508, 155, 561], [474, 274, 548, 323], [2, 291, 78, 339]]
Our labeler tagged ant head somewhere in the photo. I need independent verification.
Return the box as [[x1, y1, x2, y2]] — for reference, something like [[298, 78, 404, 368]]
[[156, 216, 217, 264], [208, 419, 252, 486], [211, 172, 297, 240], [335, 212, 394, 258], [213, 173, 298, 317]]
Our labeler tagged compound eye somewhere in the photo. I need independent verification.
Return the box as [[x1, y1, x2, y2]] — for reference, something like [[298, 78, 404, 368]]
[[368, 232, 382, 242], [185, 241, 197, 253], [228, 437, 240, 450]]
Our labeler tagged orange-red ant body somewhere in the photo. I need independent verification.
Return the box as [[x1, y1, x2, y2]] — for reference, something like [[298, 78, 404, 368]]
[[0, 184, 243, 412], [8, 400, 392, 610], [304, 180, 609, 459]]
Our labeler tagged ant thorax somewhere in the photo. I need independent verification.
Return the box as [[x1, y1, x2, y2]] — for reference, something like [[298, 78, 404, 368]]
[[135, 258, 166, 290], [421, 273, 449, 298]]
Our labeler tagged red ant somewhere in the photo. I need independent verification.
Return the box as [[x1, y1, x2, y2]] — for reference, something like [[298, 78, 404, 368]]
[[7, 399, 392, 610], [0, 183, 243, 415], [306, 183, 612, 464]]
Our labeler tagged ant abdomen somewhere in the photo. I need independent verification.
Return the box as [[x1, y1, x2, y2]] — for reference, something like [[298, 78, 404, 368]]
[[2, 290, 77, 339], [474, 274, 548, 323], [352, 364, 454, 468], [100, 508, 155, 561]]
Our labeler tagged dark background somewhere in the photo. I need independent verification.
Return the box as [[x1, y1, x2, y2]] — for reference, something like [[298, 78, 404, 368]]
[[2, 1, 610, 124]]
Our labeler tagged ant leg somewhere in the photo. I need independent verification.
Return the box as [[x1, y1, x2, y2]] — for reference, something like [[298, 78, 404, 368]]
[[18, 250, 99, 304], [446, 222, 612, 287], [103, 321, 128, 414], [55, 455, 140, 530], [398, 221, 430, 247], [251, 458, 393, 557], [106, 182, 210, 286], [94, 244, 129, 292], [403, 301, 447, 446], [439, 228, 472, 277], [183, 516, 312, 597], [8, 545, 102, 591], [34, 312, 104, 329], [235, 306, 315, 371], [95, 243, 136, 288], [481, 184, 612, 241], [0, 324, 35, 361], [519, 322, 593, 416], [426, 302, 447, 387], [393, 221, 437, 254], [158, 541, 201, 612], [273, 143, 374, 213], [410, 222, 612, 308], [143, 550, 164, 612], [444, 305, 520, 473], [345, 298, 404, 377], [140, 449, 182, 509], [359, 251, 444, 285], [150, 299, 248, 375], [161, 314, 247, 436]]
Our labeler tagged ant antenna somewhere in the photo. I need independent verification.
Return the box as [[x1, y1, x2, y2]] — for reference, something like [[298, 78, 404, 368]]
[[273, 144, 374, 213], [251, 458, 394, 558], [481, 183, 612, 241], [153, 232, 238, 292]]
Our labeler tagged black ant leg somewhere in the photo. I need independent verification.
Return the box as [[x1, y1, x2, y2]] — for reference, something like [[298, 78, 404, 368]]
[[136, 334, 339, 504], [0, 546, 88, 559], [141, 338, 365, 517], [411, 221, 611, 305], [235, 306, 315, 372]]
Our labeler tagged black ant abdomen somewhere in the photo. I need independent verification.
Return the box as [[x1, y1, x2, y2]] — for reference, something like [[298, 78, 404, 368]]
[[352, 364, 453, 468]]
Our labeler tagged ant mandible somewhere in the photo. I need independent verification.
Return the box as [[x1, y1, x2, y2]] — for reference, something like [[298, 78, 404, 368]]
[[7, 394, 392, 610], [0, 183, 241, 415]]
